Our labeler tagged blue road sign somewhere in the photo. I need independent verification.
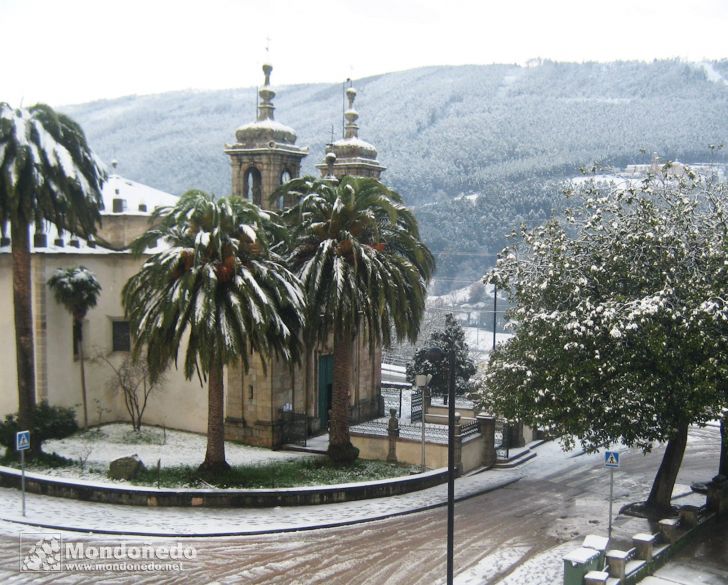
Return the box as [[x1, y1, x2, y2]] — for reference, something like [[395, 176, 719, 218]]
[[604, 450, 620, 468], [15, 430, 30, 451]]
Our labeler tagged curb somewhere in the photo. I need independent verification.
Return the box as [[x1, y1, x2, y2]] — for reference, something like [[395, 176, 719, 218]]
[[0, 475, 521, 538], [0, 464, 449, 508]]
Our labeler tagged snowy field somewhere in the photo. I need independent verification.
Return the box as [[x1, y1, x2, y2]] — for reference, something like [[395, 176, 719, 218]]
[[32, 423, 315, 483]]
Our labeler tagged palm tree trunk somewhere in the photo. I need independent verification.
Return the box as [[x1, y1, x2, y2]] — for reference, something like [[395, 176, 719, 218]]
[[10, 221, 36, 433], [720, 414, 727, 478], [646, 422, 689, 513], [200, 360, 230, 473], [76, 320, 89, 429], [328, 327, 359, 464]]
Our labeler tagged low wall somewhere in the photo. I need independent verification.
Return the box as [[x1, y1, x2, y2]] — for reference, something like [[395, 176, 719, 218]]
[[0, 465, 448, 508], [351, 419, 494, 475], [353, 434, 449, 469]]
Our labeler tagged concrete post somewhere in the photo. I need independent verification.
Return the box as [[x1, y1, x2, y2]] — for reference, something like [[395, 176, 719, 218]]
[[678, 505, 701, 528], [605, 549, 629, 582], [387, 408, 399, 463], [632, 533, 656, 561], [658, 518, 681, 544], [477, 414, 497, 469]]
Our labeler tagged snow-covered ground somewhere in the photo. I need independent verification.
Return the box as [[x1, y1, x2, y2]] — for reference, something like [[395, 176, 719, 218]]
[[36, 423, 314, 483], [462, 326, 513, 355], [455, 540, 578, 585]]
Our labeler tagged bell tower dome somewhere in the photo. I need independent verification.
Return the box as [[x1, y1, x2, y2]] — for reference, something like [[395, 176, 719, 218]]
[[317, 85, 385, 180], [225, 63, 308, 209]]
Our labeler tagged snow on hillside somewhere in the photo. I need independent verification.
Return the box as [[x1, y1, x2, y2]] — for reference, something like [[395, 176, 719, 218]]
[[428, 282, 498, 305], [697, 61, 728, 86], [463, 326, 513, 355]]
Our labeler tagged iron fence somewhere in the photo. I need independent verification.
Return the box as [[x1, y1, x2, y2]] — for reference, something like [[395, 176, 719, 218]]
[[280, 411, 307, 447], [381, 386, 405, 418]]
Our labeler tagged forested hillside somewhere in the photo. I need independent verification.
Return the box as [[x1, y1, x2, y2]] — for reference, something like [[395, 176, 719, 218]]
[[62, 60, 728, 291]]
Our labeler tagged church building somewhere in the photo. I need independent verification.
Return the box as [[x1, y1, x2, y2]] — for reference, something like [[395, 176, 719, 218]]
[[0, 63, 388, 450]]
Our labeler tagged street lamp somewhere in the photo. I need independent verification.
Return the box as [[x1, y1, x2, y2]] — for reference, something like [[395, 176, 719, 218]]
[[425, 345, 456, 585]]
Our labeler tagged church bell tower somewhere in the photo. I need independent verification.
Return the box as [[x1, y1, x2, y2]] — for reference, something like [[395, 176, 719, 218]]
[[225, 63, 308, 209], [316, 85, 385, 180]]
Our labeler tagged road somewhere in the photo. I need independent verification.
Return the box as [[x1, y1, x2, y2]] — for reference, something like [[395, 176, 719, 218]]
[[0, 425, 723, 584]]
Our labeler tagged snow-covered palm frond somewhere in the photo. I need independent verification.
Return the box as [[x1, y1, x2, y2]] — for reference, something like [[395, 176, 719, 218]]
[[0, 102, 105, 234], [280, 175, 434, 348], [123, 191, 305, 382]]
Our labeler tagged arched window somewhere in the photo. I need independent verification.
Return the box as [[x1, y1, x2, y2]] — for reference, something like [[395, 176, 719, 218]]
[[244, 167, 262, 206], [277, 169, 292, 209]]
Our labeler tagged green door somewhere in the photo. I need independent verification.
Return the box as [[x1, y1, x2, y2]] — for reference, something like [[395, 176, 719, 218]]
[[318, 354, 334, 431]]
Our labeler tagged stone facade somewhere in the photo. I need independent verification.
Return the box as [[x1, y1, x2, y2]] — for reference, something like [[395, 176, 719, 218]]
[[225, 336, 383, 449]]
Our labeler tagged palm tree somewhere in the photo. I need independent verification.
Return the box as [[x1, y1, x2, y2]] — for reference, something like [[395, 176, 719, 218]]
[[122, 190, 305, 472], [0, 103, 105, 432], [275, 176, 435, 464], [47, 266, 102, 429]]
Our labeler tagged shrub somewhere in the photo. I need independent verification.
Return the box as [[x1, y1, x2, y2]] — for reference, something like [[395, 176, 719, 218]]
[[0, 401, 78, 457]]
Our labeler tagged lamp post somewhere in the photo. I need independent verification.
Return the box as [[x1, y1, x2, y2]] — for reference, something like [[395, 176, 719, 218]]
[[425, 345, 456, 585]]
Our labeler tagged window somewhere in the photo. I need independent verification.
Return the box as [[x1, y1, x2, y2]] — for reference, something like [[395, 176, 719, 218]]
[[277, 170, 292, 209], [112, 320, 131, 352], [244, 167, 262, 205]]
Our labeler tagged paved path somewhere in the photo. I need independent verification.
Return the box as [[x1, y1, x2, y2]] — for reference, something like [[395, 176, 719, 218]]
[[0, 467, 522, 537]]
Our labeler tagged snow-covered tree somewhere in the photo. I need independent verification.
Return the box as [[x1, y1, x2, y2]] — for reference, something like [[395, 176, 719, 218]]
[[406, 313, 476, 403], [0, 103, 105, 437], [276, 176, 435, 464], [479, 163, 728, 514], [122, 190, 305, 472], [47, 266, 102, 429]]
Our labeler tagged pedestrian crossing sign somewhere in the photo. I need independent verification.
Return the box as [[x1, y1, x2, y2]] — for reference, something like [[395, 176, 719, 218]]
[[604, 450, 620, 468], [15, 430, 30, 451]]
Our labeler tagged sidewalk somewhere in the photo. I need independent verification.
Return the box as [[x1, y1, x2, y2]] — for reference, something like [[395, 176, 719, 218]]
[[0, 467, 522, 537]]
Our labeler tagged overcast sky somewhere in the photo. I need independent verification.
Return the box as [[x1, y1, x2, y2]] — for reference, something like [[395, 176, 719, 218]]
[[3, 0, 728, 108]]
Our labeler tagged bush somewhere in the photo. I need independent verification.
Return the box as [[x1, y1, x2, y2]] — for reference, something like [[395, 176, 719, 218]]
[[0, 401, 78, 457]]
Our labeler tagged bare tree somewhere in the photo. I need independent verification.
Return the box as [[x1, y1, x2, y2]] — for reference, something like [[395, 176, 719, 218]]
[[100, 355, 165, 431]]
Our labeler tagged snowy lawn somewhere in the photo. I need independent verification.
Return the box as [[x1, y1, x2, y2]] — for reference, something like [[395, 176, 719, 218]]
[[2, 423, 417, 488]]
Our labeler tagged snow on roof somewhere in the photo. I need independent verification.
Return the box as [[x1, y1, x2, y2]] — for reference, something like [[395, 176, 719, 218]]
[[0, 174, 176, 255], [0, 219, 168, 256], [102, 174, 178, 216], [333, 136, 377, 151], [235, 118, 297, 139]]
